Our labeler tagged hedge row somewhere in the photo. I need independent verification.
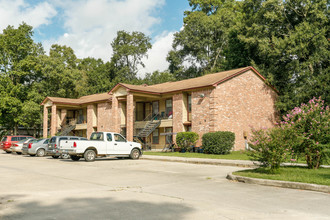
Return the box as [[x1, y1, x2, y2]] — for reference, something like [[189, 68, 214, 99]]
[[202, 131, 235, 154]]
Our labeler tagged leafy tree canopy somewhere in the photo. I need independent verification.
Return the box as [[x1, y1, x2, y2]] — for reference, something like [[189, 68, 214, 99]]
[[111, 30, 152, 81]]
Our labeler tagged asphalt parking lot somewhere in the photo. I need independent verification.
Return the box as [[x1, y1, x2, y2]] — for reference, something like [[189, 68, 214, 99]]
[[0, 152, 329, 220]]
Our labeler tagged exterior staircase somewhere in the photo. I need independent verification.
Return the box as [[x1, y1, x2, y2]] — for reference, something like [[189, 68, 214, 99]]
[[58, 124, 76, 136], [137, 113, 161, 138]]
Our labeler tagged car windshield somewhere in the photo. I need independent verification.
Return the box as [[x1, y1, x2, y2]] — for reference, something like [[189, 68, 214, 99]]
[[1, 137, 7, 142]]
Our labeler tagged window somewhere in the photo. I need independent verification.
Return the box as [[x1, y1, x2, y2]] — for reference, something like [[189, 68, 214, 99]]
[[43, 139, 49, 144], [165, 99, 173, 117], [114, 134, 126, 142], [188, 95, 192, 113], [136, 103, 145, 121], [90, 132, 104, 141], [59, 137, 68, 142], [152, 128, 159, 144], [50, 137, 56, 143], [152, 101, 159, 116], [1, 136, 7, 142], [107, 133, 112, 141], [165, 127, 173, 144], [70, 137, 79, 140]]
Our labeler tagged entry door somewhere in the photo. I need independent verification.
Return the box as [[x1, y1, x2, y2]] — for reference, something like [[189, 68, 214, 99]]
[[113, 134, 131, 154]]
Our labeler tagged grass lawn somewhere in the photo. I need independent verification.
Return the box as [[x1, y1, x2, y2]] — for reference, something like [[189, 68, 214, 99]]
[[143, 151, 250, 160], [233, 167, 330, 186]]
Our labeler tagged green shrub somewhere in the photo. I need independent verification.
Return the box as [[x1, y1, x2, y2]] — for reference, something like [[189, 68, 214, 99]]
[[202, 131, 235, 155], [280, 97, 330, 169], [176, 132, 199, 151], [248, 127, 296, 172]]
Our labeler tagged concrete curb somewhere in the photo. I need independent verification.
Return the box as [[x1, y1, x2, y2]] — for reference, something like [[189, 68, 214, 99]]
[[141, 155, 259, 168], [227, 172, 330, 194]]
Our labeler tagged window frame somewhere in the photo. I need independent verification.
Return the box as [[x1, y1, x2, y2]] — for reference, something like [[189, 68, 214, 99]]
[[152, 128, 159, 144], [114, 134, 126, 142], [165, 99, 173, 117]]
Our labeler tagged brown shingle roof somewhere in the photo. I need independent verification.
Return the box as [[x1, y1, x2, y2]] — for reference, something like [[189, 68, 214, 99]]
[[110, 66, 267, 94], [41, 92, 111, 105], [42, 66, 276, 106]]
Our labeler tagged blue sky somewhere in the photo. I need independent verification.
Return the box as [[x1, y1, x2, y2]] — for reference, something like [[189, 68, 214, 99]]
[[0, 0, 190, 76]]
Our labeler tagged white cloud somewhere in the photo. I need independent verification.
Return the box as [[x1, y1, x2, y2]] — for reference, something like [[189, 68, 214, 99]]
[[1, 0, 175, 76], [47, 0, 165, 62], [139, 31, 175, 77], [0, 0, 57, 31]]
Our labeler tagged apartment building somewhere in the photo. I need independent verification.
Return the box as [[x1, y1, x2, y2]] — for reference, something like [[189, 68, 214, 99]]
[[41, 66, 278, 150]]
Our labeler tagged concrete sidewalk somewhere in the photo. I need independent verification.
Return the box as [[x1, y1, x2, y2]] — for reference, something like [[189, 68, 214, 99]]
[[141, 155, 259, 168], [141, 155, 330, 194]]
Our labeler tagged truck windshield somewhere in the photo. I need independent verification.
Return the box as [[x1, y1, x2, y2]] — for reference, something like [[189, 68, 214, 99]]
[[90, 132, 104, 141]]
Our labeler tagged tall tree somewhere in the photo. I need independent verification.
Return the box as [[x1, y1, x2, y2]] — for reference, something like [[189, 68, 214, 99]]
[[76, 58, 115, 95], [167, 0, 239, 79], [0, 23, 44, 134], [237, 0, 329, 112], [111, 30, 152, 81], [37, 44, 82, 98], [143, 71, 176, 85]]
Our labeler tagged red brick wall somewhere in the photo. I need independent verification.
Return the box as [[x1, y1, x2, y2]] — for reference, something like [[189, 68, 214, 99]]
[[97, 102, 112, 132], [43, 106, 48, 138], [172, 93, 184, 144], [87, 104, 94, 138], [50, 105, 57, 137], [126, 93, 134, 141], [191, 89, 213, 146], [213, 70, 277, 150]]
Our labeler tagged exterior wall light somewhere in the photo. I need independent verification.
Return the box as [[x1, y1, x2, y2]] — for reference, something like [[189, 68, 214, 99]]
[[200, 93, 205, 98]]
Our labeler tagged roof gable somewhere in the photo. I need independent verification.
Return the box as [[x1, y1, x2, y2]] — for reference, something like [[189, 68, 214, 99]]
[[41, 92, 111, 106]]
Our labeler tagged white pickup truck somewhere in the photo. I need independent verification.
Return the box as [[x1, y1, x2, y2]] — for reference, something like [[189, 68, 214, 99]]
[[60, 132, 142, 162]]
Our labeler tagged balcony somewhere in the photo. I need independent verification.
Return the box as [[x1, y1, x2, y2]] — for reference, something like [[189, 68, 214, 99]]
[[134, 111, 172, 129], [64, 117, 87, 130]]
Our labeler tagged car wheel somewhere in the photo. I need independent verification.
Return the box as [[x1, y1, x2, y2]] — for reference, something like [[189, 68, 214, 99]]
[[61, 153, 70, 159], [71, 156, 80, 161], [30, 154, 36, 157], [84, 150, 96, 162], [52, 156, 59, 159], [36, 149, 45, 157], [130, 148, 140, 160], [16, 152, 22, 155], [5, 151, 11, 154]]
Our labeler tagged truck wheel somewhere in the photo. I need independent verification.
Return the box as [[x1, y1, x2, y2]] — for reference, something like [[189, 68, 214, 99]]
[[52, 156, 59, 159], [71, 156, 80, 161], [16, 152, 22, 155], [5, 151, 11, 154], [84, 150, 96, 162], [36, 149, 45, 157], [130, 149, 140, 160], [30, 154, 36, 157]]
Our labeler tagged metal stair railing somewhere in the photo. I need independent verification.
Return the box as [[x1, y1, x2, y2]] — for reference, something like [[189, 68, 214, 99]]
[[137, 113, 162, 138], [58, 119, 76, 136]]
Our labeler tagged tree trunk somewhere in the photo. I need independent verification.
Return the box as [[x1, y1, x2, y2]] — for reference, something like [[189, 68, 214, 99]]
[[14, 124, 18, 135]]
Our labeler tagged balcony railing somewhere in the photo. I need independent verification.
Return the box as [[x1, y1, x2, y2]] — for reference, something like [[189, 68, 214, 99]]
[[65, 117, 86, 125], [135, 110, 173, 122]]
